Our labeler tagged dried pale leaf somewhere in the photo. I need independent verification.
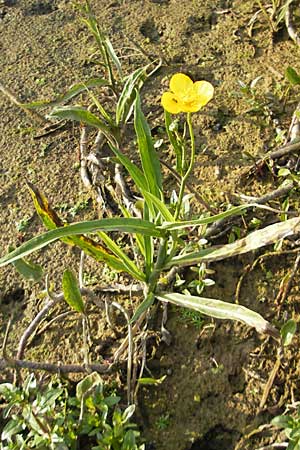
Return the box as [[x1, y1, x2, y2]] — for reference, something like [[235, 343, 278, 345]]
[[157, 292, 279, 338], [167, 217, 300, 268]]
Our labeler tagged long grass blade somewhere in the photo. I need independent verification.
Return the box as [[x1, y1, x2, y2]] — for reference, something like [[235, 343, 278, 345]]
[[104, 36, 123, 80], [48, 106, 116, 143], [109, 143, 148, 192], [142, 191, 174, 222], [98, 231, 145, 282], [0, 218, 162, 267], [159, 204, 253, 231], [164, 110, 183, 174], [116, 67, 146, 125], [21, 78, 108, 109], [134, 92, 162, 199]]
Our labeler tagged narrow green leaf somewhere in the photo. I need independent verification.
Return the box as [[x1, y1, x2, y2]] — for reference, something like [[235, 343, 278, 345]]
[[285, 67, 300, 86], [276, 0, 294, 27], [157, 293, 278, 336], [116, 67, 146, 125], [62, 269, 85, 313], [134, 91, 162, 198], [160, 204, 253, 231], [0, 218, 163, 267], [143, 203, 154, 276], [98, 231, 146, 282], [104, 36, 123, 79], [166, 216, 300, 268], [143, 191, 174, 222], [21, 78, 108, 109], [281, 319, 297, 346], [138, 375, 166, 385], [119, 204, 146, 258], [9, 245, 43, 281], [84, 85, 115, 126], [12, 257, 43, 282], [109, 143, 148, 192], [48, 106, 115, 142], [130, 293, 155, 323]]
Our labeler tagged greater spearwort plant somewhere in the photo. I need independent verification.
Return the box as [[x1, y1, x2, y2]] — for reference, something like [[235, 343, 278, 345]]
[[2, 6, 296, 410], [0, 69, 285, 342]]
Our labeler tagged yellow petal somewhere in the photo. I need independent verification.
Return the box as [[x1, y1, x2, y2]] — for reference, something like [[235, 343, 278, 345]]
[[161, 92, 182, 114], [170, 73, 193, 97], [193, 81, 214, 106]]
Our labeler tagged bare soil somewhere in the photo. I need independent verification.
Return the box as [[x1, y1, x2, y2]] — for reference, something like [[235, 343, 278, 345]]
[[1, 1, 300, 449]]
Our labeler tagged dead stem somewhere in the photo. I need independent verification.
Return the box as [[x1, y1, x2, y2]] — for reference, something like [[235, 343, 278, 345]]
[[235, 180, 294, 206], [0, 80, 48, 125], [255, 443, 288, 450], [259, 347, 283, 410], [111, 301, 133, 405], [285, 3, 300, 46], [235, 248, 300, 304], [0, 357, 113, 374], [274, 251, 300, 309]]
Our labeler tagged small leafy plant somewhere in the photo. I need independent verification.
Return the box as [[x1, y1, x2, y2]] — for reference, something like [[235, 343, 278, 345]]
[[0, 372, 143, 450], [1, 0, 298, 420]]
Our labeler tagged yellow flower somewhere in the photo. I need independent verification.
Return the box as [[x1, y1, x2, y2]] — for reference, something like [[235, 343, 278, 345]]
[[161, 73, 214, 114]]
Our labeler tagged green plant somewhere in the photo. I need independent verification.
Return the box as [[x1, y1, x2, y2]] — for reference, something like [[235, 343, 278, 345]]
[[179, 308, 204, 329], [0, 372, 144, 450], [15, 216, 32, 232], [1, 67, 292, 346], [250, 0, 295, 34], [1, 2, 296, 401], [155, 413, 170, 430], [272, 409, 300, 450]]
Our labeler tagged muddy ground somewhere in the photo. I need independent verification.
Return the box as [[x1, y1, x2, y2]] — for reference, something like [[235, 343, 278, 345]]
[[1, 0, 300, 449]]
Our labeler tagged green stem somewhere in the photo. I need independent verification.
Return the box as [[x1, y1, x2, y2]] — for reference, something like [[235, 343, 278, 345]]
[[147, 238, 168, 293], [256, 0, 276, 32], [175, 112, 195, 220]]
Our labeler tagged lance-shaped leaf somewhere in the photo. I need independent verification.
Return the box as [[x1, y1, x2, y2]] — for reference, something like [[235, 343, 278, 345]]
[[104, 36, 123, 80], [62, 269, 85, 313], [109, 143, 148, 193], [166, 216, 300, 268], [142, 191, 174, 222], [134, 91, 162, 199], [116, 67, 146, 125], [48, 106, 116, 143], [0, 218, 162, 268], [27, 182, 131, 272], [285, 67, 300, 86], [159, 204, 253, 231], [9, 246, 43, 282], [157, 293, 279, 337], [143, 203, 154, 277], [98, 231, 145, 282], [130, 292, 155, 323], [20, 78, 108, 109]]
